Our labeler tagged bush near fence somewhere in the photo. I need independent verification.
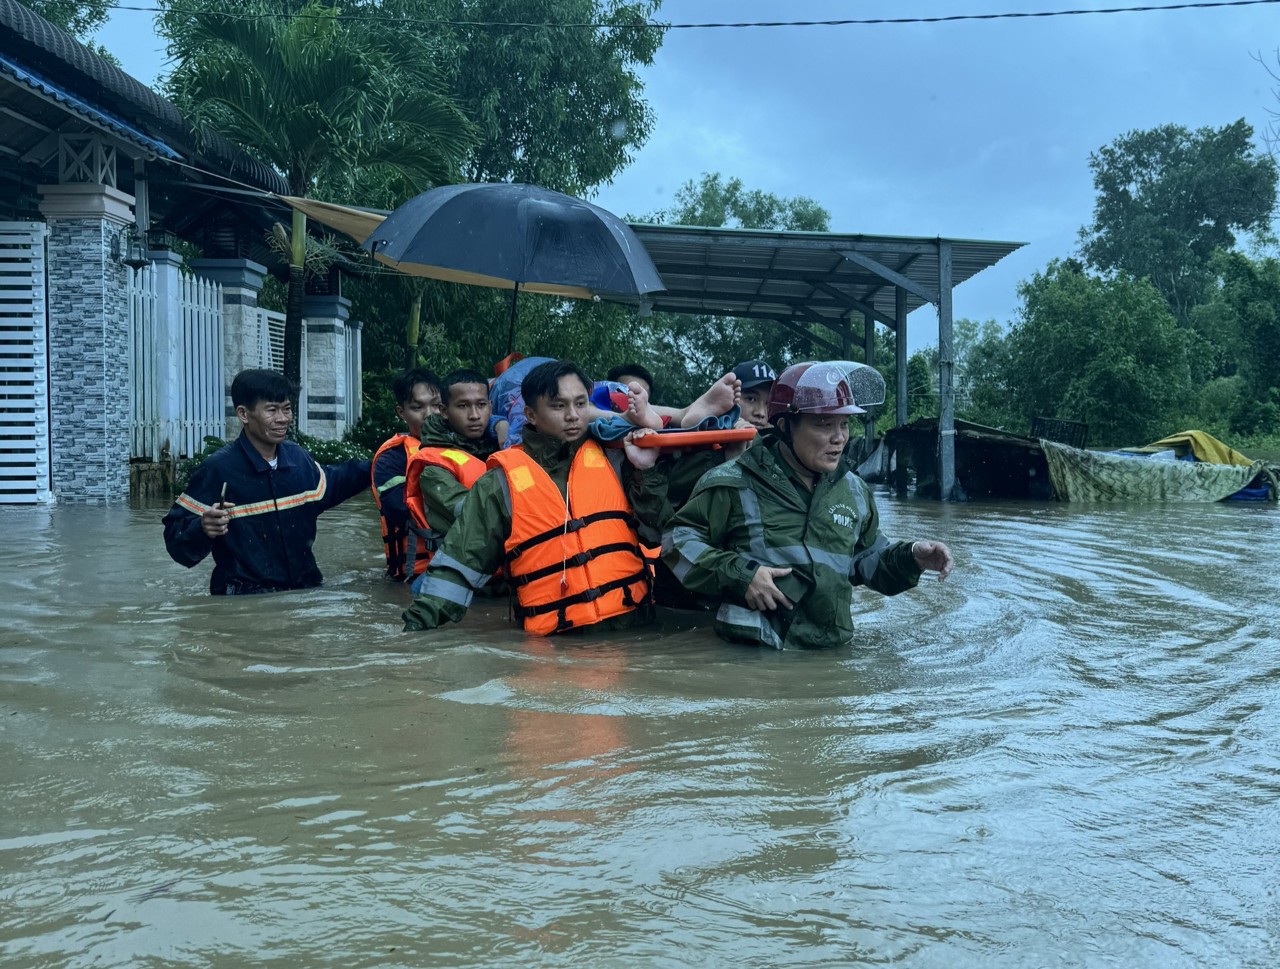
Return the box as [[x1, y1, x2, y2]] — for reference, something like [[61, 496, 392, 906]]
[[174, 434, 372, 495]]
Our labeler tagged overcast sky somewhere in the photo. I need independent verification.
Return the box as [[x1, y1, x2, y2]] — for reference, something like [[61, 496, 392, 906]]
[[97, 0, 1280, 350]]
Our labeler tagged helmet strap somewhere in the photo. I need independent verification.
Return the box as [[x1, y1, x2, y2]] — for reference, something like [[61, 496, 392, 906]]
[[776, 419, 821, 484]]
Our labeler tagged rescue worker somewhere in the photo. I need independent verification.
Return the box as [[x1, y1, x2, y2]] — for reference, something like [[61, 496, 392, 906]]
[[663, 361, 954, 649], [371, 368, 443, 581], [163, 369, 370, 595], [403, 359, 668, 635], [403, 368, 498, 591]]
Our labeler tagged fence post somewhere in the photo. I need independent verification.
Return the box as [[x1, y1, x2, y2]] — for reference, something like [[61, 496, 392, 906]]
[[147, 248, 184, 460]]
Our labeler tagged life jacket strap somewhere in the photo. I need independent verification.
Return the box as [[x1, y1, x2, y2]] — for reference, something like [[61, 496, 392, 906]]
[[513, 567, 651, 620], [506, 510, 637, 560], [508, 542, 642, 587]]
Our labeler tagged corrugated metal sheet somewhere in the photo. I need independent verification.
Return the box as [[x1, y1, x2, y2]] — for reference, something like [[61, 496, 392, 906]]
[[631, 224, 1024, 329]]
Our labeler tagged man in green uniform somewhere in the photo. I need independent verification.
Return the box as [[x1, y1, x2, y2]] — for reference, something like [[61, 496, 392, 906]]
[[403, 360, 669, 633], [404, 369, 501, 593], [663, 361, 954, 649]]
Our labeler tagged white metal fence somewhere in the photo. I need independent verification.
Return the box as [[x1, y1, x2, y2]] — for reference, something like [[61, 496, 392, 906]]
[[0, 222, 51, 503], [179, 273, 224, 457], [128, 265, 224, 460], [127, 262, 161, 460]]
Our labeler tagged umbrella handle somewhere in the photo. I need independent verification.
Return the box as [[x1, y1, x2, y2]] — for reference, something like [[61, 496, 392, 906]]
[[506, 281, 520, 355]]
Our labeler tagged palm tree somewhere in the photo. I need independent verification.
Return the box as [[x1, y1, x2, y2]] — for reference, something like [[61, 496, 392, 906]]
[[165, 0, 474, 391]]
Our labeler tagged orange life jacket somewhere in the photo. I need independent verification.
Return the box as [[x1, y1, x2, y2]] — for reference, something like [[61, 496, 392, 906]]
[[404, 446, 488, 533], [488, 440, 651, 635], [371, 433, 421, 579]]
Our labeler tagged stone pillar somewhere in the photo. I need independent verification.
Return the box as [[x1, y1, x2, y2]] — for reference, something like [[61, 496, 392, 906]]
[[39, 183, 134, 502], [189, 258, 267, 439], [302, 294, 352, 440]]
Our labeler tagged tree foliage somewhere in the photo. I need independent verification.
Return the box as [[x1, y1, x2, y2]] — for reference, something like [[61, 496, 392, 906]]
[[631, 173, 834, 403], [22, 0, 110, 39], [161, 0, 474, 389], [1078, 120, 1277, 322], [163, 1, 472, 196], [650, 172, 829, 232], [356, 0, 662, 197], [1194, 251, 1280, 434], [1005, 260, 1190, 446]]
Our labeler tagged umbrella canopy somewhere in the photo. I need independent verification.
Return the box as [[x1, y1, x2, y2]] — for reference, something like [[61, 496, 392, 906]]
[[363, 182, 665, 302]]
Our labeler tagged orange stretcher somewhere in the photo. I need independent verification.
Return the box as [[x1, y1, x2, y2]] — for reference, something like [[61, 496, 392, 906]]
[[629, 426, 757, 450]]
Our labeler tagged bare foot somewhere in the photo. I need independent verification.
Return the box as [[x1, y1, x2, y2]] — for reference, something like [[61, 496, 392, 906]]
[[624, 380, 663, 431], [680, 372, 742, 428]]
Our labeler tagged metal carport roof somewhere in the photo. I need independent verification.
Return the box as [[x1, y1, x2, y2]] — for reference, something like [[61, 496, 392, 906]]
[[629, 224, 1026, 500], [630, 223, 1022, 348]]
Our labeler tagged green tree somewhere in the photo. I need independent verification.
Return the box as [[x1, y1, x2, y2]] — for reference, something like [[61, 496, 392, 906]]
[[21, 0, 110, 39], [652, 172, 829, 231], [161, 0, 473, 390], [1078, 120, 1277, 323], [951, 318, 1019, 429], [305, 1, 664, 377], [635, 172, 835, 403], [360, 0, 662, 196], [1195, 251, 1280, 434], [1007, 259, 1190, 446], [905, 348, 939, 422]]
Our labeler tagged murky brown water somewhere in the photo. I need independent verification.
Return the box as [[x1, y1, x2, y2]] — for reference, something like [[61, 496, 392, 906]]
[[2, 494, 1278, 968]]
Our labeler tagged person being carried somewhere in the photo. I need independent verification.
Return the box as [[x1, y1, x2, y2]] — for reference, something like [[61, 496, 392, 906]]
[[404, 368, 499, 592], [663, 361, 954, 649], [403, 359, 669, 635], [163, 368, 371, 595], [492, 354, 741, 448], [371, 368, 443, 582]]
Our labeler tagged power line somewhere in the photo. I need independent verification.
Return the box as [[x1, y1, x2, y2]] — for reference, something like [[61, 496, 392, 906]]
[[104, 0, 1280, 30]]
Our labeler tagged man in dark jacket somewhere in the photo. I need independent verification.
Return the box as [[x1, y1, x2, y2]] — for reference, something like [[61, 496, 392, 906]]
[[163, 369, 370, 594]]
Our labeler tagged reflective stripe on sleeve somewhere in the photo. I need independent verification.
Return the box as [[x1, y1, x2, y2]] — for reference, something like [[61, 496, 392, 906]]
[[224, 467, 329, 519], [851, 535, 890, 583], [430, 552, 491, 589], [419, 576, 474, 608], [377, 475, 407, 494], [667, 525, 713, 582], [175, 493, 212, 515]]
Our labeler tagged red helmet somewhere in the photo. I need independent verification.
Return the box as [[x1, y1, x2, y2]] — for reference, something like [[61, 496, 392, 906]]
[[767, 362, 866, 421]]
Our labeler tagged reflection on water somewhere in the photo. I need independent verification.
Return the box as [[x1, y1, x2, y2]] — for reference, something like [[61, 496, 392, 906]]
[[2, 497, 1278, 967]]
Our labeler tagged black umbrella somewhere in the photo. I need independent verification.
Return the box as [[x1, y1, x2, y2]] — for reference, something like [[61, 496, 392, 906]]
[[364, 182, 666, 352]]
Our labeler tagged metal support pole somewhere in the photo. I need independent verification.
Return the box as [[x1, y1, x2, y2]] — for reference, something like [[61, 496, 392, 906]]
[[863, 310, 875, 453], [895, 286, 907, 427], [937, 240, 956, 501]]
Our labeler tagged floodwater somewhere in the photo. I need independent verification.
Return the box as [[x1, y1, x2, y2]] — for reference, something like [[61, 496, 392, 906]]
[[1, 494, 1278, 968]]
